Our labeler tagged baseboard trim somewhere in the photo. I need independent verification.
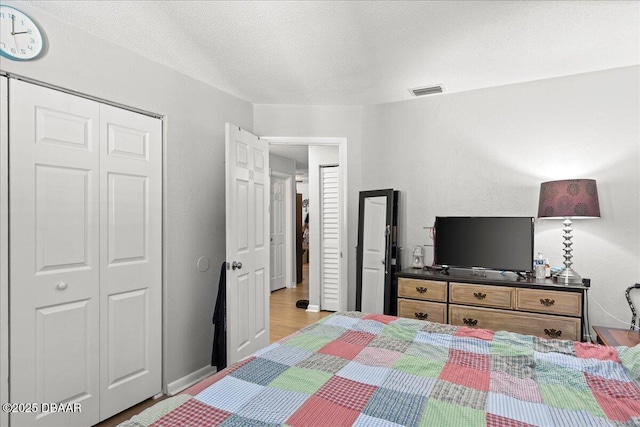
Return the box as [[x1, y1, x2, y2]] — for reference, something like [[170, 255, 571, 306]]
[[166, 364, 217, 396], [306, 304, 320, 313]]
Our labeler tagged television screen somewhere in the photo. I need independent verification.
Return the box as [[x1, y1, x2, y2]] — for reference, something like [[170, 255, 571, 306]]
[[434, 216, 534, 272]]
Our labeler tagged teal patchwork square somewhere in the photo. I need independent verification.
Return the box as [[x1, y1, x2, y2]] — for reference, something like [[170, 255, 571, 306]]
[[535, 358, 589, 390], [363, 387, 428, 427], [489, 331, 535, 357], [405, 341, 449, 364], [230, 358, 289, 386]]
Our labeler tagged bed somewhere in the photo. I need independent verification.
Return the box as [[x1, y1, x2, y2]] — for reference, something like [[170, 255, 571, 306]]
[[120, 312, 640, 426]]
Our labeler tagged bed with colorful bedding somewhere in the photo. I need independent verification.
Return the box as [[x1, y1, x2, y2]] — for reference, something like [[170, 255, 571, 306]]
[[120, 312, 640, 427]]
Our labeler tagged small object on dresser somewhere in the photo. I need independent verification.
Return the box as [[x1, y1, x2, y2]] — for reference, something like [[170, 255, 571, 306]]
[[534, 253, 546, 279], [411, 246, 424, 269], [544, 258, 551, 278]]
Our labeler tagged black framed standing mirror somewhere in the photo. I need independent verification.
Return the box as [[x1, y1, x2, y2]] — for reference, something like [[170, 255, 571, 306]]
[[356, 189, 400, 315]]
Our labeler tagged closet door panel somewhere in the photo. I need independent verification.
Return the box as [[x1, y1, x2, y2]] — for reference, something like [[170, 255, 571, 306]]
[[10, 80, 101, 427], [36, 300, 92, 403], [35, 165, 92, 272], [107, 173, 148, 264], [99, 104, 162, 420]]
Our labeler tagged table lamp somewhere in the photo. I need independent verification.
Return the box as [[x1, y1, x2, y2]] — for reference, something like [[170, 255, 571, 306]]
[[537, 179, 600, 285]]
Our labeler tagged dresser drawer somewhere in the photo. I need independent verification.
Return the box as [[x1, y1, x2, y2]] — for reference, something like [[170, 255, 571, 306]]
[[516, 288, 582, 317], [398, 278, 447, 302], [449, 305, 580, 341], [449, 282, 513, 309], [398, 299, 446, 323]]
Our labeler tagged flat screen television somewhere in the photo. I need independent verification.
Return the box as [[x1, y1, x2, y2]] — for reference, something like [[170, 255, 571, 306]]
[[434, 216, 534, 273]]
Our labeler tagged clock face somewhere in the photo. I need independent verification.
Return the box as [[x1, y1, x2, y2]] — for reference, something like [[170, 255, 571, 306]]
[[0, 5, 44, 61]]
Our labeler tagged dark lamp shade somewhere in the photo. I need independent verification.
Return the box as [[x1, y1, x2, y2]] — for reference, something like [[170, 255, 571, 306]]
[[538, 179, 601, 219]]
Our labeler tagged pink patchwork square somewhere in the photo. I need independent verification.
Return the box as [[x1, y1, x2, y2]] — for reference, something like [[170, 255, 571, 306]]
[[455, 326, 495, 341], [151, 399, 230, 427], [489, 371, 543, 403], [363, 313, 396, 324], [286, 395, 361, 427], [590, 391, 640, 422], [585, 373, 640, 421], [585, 373, 640, 400], [319, 340, 364, 360], [574, 342, 621, 362], [353, 347, 402, 367], [487, 413, 537, 427], [439, 363, 490, 391], [337, 330, 376, 346], [316, 376, 377, 410], [448, 348, 490, 371]]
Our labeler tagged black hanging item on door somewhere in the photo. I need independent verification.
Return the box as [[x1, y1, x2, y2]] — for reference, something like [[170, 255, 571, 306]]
[[211, 262, 227, 371]]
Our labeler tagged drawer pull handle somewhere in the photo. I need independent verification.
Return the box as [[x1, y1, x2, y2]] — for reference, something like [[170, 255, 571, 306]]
[[463, 318, 478, 326], [540, 298, 555, 307], [473, 292, 487, 300], [416, 287, 428, 294], [414, 312, 429, 320], [544, 328, 562, 338]]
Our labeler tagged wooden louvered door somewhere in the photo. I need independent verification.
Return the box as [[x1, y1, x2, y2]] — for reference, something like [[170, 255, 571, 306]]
[[320, 165, 340, 311]]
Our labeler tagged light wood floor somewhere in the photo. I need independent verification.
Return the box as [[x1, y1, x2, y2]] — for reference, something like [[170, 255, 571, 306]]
[[270, 264, 331, 342], [95, 264, 330, 426]]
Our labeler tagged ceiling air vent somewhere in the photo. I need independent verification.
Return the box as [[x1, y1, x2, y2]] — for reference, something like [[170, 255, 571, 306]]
[[409, 85, 444, 97]]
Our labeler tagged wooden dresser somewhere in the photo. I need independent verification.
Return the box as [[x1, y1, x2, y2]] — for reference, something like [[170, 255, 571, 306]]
[[397, 268, 588, 341]]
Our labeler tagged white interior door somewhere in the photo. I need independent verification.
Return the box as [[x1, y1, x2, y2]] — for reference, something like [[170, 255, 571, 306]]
[[360, 196, 388, 313], [99, 104, 162, 420], [9, 80, 101, 426], [225, 124, 270, 364], [320, 165, 340, 311], [270, 176, 286, 291]]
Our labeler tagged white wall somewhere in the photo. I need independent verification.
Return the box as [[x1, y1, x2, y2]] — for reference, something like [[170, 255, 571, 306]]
[[361, 66, 640, 333], [1, 1, 253, 386], [0, 76, 8, 427], [254, 105, 363, 309]]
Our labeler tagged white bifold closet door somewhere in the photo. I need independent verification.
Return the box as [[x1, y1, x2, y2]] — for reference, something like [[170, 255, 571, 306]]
[[320, 165, 340, 311], [9, 80, 161, 426]]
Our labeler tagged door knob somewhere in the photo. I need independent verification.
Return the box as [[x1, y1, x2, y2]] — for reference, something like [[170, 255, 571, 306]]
[[56, 281, 68, 290], [232, 261, 243, 270]]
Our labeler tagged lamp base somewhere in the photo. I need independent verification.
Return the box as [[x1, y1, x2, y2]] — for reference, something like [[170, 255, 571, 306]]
[[554, 267, 582, 285]]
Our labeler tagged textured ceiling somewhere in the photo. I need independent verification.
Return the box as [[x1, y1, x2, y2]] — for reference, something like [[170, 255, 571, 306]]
[[26, 1, 639, 106]]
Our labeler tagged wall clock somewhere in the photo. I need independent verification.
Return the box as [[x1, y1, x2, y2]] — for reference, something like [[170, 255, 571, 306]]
[[0, 5, 44, 61]]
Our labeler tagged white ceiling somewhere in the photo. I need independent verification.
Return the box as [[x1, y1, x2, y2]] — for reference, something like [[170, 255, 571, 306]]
[[26, 1, 639, 106]]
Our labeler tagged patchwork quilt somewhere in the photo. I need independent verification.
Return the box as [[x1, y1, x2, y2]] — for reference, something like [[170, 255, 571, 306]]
[[122, 312, 640, 427]]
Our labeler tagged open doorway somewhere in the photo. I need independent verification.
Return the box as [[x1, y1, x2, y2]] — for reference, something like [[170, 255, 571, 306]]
[[266, 137, 348, 329], [268, 145, 311, 318]]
